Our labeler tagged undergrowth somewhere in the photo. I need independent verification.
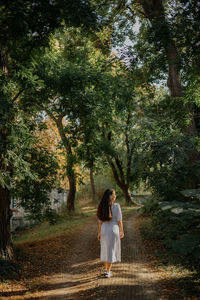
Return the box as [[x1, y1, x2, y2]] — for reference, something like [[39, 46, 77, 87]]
[[139, 214, 200, 298]]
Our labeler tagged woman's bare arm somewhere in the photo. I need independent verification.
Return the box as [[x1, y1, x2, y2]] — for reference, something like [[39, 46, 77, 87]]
[[118, 220, 124, 238], [97, 220, 102, 240]]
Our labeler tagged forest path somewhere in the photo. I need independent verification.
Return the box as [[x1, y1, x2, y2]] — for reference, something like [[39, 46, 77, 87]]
[[1, 211, 164, 300]]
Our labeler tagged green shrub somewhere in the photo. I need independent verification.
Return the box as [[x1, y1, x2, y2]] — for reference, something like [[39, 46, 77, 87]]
[[150, 201, 200, 262], [139, 195, 160, 215], [44, 207, 62, 225], [165, 231, 200, 258]]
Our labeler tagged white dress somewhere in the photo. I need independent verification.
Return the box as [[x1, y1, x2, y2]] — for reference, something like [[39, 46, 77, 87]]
[[99, 203, 122, 263]]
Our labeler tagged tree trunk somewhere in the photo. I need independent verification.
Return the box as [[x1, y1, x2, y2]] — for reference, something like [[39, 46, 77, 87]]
[[135, 0, 200, 187], [67, 175, 76, 212], [108, 158, 134, 204], [166, 44, 183, 97], [0, 185, 14, 260], [54, 117, 77, 212], [90, 167, 96, 202], [122, 185, 132, 204], [0, 47, 14, 259], [0, 47, 9, 75], [136, 0, 198, 137]]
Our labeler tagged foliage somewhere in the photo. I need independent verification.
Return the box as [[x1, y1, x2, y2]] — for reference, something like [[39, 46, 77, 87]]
[[0, 99, 60, 221], [139, 196, 159, 215], [19, 26, 117, 208], [0, 109, 59, 220], [138, 214, 200, 298], [35, 118, 70, 189], [13, 143, 59, 221], [0, 1, 98, 239], [145, 200, 200, 261], [132, 88, 200, 200], [44, 208, 62, 225], [93, 0, 200, 204], [0, 114, 36, 189], [136, 89, 200, 261], [180, 188, 200, 201]]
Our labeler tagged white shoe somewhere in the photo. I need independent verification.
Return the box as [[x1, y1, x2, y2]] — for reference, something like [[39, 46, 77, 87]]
[[105, 271, 112, 278]]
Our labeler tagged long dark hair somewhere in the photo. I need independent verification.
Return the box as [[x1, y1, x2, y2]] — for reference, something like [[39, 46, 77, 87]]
[[97, 189, 113, 221]]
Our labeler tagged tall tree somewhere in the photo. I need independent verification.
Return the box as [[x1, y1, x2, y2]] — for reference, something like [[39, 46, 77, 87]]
[[21, 27, 112, 211], [93, 0, 200, 185], [99, 66, 139, 204], [0, 0, 96, 259]]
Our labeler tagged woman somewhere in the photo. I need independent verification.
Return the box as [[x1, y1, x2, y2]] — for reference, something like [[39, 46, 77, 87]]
[[97, 189, 124, 278]]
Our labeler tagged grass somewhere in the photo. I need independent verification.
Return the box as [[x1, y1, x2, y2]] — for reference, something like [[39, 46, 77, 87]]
[[13, 201, 139, 245], [121, 205, 140, 215], [13, 211, 95, 245]]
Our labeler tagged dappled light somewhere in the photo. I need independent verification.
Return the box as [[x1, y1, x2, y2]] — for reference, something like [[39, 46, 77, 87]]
[[0, 213, 162, 299], [1, 0, 200, 298]]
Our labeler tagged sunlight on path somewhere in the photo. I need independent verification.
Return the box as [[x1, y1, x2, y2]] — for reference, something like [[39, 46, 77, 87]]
[[93, 216, 164, 300], [1, 211, 165, 299]]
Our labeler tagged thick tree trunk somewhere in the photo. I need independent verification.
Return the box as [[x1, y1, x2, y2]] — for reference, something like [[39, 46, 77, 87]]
[[90, 167, 96, 202], [66, 158, 76, 212], [166, 44, 183, 98], [166, 44, 198, 136], [135, 0, 200, 187], [122, 185, 132, 204], [108, 158, 134, 204], [67, 175, 76, 212], [136, 0, 198, 137], [164, 20, 200, 177], [0, 185, 14, 260]]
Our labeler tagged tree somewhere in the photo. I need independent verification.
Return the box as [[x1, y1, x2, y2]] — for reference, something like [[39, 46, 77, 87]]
[[98, 65, 142, 204], [101, 0, 200, 194], [130, 85, 199, 202], [35, 118, 70, 190], [0, 0, 96, 259], [13, 122, 59, 222], [93, 0, 200, 164], [21, 27, 112, 211]]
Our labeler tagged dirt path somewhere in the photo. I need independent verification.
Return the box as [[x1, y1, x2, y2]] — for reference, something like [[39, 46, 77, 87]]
[[1, 212, 164, 300]]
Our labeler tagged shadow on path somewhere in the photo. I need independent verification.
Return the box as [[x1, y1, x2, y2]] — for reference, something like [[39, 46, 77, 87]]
[[0, 211, 167, 300]]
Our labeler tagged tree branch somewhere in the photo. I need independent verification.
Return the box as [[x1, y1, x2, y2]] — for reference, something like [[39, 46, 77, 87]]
[[55, 117, 72, 155], [106, 126, 126, 184], [115, 157, 126, 185], [127, 4, 146, 18], [107, 157, 123, 189], [125, 112, 132, 184], [12, 89, 24, 102], [45, 108, 57, 122]]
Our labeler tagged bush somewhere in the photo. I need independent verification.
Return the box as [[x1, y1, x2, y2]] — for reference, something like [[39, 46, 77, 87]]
[[44, 207, 62, 225], [150, 201, 200, 262], [139, 195, 160, 215]]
